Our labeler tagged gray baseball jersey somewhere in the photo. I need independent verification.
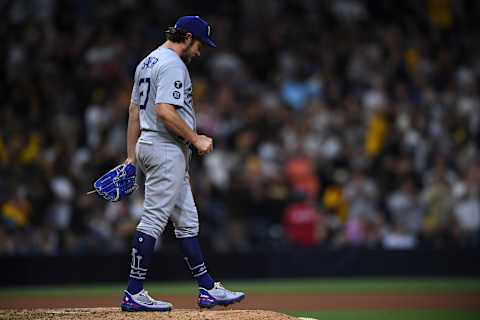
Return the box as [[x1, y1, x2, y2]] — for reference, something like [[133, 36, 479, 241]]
[[131, 46, 199, 240], [131, 47, 196, 138]]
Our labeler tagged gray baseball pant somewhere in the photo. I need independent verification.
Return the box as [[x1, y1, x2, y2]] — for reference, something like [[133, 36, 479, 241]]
[[135, 131, 198, 239]]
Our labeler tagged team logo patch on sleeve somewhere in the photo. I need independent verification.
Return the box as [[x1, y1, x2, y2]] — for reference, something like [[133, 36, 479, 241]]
[[173, 91, 181, 99], [174, 81, 183, 89]]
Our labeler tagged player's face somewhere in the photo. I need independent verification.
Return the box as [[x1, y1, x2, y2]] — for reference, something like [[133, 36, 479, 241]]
[[182, 39, 203, 64]]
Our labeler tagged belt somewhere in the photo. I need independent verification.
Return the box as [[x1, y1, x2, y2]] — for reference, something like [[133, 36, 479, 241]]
[[141, 129, 191, 147]]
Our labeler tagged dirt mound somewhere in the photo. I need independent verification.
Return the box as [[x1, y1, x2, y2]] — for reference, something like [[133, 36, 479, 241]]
[[0, 308, 298, 320]]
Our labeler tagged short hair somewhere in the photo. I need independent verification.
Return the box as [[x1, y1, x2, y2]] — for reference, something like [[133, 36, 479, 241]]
[[164, 27, 188, 43]]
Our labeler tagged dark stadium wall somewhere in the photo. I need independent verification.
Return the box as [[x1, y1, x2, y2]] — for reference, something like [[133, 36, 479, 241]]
[[1, 248, 479, 286]]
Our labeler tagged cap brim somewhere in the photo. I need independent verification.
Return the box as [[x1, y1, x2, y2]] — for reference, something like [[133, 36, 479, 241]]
[[202, 37, 217, 48]]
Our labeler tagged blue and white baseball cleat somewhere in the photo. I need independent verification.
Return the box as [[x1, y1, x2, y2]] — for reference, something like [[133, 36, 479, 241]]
[[121, 289, 172, 312], [198, 282, 245, 308]]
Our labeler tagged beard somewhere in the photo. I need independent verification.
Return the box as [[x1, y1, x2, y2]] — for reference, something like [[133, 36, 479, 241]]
[[181, 55, 192, 64], [180, 42, 195, 64]]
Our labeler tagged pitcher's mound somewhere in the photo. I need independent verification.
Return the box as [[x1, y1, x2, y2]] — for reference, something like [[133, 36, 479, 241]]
[[0, 307, 298, 320]]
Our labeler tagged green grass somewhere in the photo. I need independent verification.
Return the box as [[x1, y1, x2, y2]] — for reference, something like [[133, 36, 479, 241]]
[[1, 278, 479, 296], [287, 310, 480, 320]]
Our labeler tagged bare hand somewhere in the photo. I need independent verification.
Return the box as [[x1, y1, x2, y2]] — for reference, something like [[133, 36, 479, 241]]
[[192, 134, 213, 155], [124, 157, 135, 165]]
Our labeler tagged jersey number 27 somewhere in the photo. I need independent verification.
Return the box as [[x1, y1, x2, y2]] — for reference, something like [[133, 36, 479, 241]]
[[138, 77, 151, 110]]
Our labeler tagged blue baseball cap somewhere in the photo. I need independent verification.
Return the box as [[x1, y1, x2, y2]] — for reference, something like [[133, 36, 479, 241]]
[[175, 16, 217, 48]]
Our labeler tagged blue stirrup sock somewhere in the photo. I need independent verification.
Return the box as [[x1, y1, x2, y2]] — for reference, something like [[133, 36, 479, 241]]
[[179, 236, 215, 290], [126, 231, 156, 295]]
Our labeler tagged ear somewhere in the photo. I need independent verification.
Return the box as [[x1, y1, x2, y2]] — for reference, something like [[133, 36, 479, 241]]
[[185, 32, 193, 41]]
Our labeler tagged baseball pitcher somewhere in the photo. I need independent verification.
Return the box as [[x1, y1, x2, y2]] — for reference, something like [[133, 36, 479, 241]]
[[120, 16, 245, 311]]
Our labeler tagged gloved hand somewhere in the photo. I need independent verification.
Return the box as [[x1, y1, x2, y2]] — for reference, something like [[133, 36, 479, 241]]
[[92, 163, 138, 201]]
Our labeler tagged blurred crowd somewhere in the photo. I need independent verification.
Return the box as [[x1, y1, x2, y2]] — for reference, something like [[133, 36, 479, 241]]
[[2, 0, 480, 256]]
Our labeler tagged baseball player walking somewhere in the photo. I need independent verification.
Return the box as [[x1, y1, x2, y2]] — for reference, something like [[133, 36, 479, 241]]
[[120, 16, 245, 312]]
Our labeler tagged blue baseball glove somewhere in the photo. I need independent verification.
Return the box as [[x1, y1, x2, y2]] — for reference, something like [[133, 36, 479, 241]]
[[92, 163, 138, 201]]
